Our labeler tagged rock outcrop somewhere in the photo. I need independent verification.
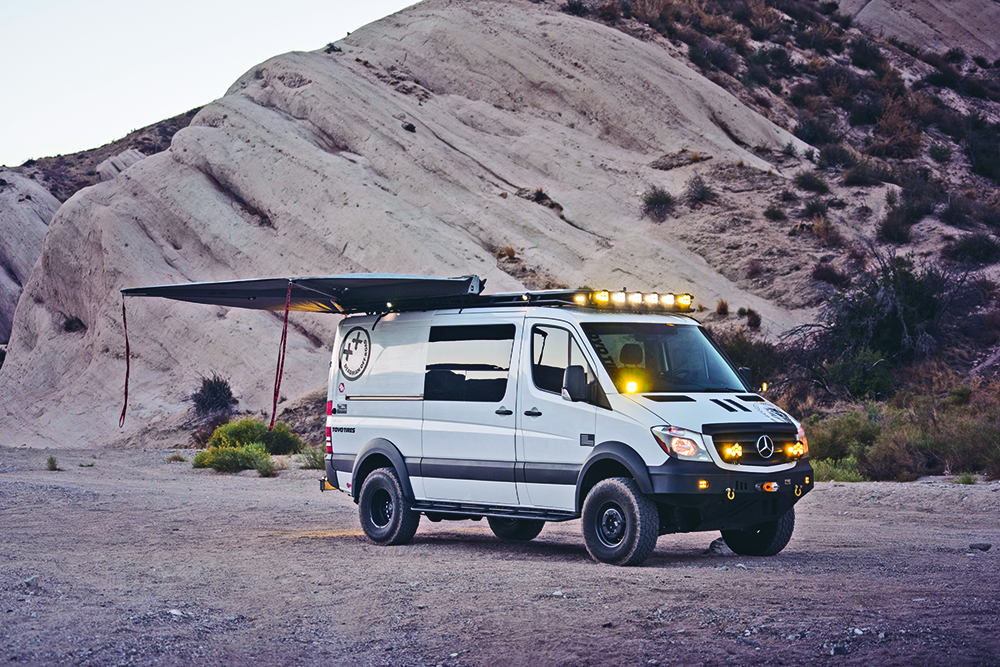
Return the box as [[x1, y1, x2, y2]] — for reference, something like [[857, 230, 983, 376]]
[[0, 169, 60, 343], [0, 0, 814, 448], [96, 149, 146, 182]]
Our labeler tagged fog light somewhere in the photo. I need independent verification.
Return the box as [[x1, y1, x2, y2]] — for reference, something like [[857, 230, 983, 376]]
[[805, 476, 811, 485], [723, 443, 743, 460], [698, 479, 709, 490]]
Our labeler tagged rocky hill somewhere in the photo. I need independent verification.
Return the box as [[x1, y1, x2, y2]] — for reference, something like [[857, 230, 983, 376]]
[[1, 0, 998, 448]]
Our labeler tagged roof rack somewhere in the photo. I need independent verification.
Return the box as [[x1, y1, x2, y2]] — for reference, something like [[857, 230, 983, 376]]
[[121, 275, 694, 315]]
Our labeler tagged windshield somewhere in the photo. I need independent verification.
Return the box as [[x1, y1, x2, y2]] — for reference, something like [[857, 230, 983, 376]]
[[580, 322, 747, 393]]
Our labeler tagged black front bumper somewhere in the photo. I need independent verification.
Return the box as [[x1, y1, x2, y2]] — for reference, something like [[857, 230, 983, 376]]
[[648, 459, 814, 533]]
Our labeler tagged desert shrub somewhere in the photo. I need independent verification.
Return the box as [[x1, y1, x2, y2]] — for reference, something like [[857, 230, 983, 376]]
[[704, 41, 739, 74], [596, 1, 621, 21], [832, 11, 852, 28], [779, 189, 798, 202], [745, 259, 764, 278], [818, 144, 857, 169], [939, 195, 974, 228], [165, 452, 187, 462], [820, 348, 894, 398], [802, 198, 828, 218], [964, 114, 1000, 184], [737, 307, 747, 317], [928, 143, 951, 163], [944, 47, 965, 64], [193, 441, 269, 474], [689, 43, 711, 70], [745, 308, 761, 329], [190, 413, 232, 448], [849, 37, 884, 70], [814, 217, 845, 247], [849, 94, 881, 126], [255, 453, 276, 477], [207, 418, 305, 456], [685, 174, 715, 204], [561, 0, 589, 15], [795, 23, 843, 55], [812, 457, 866, 482], [297, 447, 326, 470], [642, 185, 675, 221], [188, 373, 237, 418], [954, 471, 977, 484], [812, 262, 850, 287], [46, 455, 59, 471], [869, 95, 923, 159], [794, 115, 839, 146], [804, 411, 880, 461], [814, 250, 978, 366], [973, 55, 990, 69], [942, 233, 1000, 265], [744, 64, 771, 87], [878, 169, 946, 242], [794, 170, 830, 193], [764, 203, 786, 220], [842, 159, 893, 185]]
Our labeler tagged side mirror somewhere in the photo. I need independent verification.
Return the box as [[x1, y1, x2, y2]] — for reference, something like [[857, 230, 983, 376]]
[[562, 366, 587, 402], [739, 367, 753, 388]]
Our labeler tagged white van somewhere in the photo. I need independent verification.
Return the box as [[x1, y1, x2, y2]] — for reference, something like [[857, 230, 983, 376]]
[[320, 281, 813, 566]]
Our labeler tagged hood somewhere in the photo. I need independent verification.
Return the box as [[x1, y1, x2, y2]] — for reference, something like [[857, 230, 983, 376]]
[[628, 393, 798, 433]]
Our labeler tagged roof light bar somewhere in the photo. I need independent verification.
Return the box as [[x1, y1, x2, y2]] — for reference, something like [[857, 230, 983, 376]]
[[561, 289, 694, 312]]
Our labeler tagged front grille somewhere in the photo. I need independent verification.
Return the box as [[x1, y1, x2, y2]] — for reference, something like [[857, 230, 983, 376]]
[[704, 423, 799, 467]]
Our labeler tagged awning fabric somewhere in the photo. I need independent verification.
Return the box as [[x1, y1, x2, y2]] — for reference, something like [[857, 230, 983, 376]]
[[121, 274, 484, 314]]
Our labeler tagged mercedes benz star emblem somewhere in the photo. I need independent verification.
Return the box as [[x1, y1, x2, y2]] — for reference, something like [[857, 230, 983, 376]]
[[756, 435, 775, 458]]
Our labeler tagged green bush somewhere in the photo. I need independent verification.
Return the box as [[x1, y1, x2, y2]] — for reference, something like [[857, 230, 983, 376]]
[[255, 453, 277, 477], [805, 411, 881, 460], [929, 143, 951, 163], [297, 447, 326, 470], [207, 418, 305, 456], [764, 203, 787, 220], [189, 373, 237, 417], [812, 457, 866, 482], [942, 233, 1000, 265], [685, 175, 715, 205], [842, 159, 893, 186], [954, 471, 977, 484], [820, 348, 894, 398], [193, 441, 269, 473]]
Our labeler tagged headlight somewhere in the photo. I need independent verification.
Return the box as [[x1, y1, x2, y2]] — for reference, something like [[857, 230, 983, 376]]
[[796, 425, 809, 457], [651, 426, 712, 462]]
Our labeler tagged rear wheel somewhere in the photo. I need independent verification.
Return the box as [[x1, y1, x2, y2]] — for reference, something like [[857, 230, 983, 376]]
[[487, 517, 545, 541], [581, 477, 659, 566], [721, 507, 795, 556], [358, 467, 419, 545]]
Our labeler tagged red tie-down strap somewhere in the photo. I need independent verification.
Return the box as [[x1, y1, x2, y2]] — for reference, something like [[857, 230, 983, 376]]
[[269, 281, 292, 430], [119, 294, 130, 428]]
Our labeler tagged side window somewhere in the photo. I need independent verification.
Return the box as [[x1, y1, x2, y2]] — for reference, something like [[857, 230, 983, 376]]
[[424, 324, 515, 402], [531, 325, 596, 394]]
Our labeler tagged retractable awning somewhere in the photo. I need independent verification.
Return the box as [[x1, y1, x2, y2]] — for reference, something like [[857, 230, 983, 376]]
[[121, 273, 484, 314]]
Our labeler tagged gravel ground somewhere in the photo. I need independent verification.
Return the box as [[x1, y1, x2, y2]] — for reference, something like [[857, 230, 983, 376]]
[[1, 446, 999, 666]]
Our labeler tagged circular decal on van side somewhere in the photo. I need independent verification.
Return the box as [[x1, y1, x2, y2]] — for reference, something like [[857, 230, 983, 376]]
[[339, 327, 371, 381]]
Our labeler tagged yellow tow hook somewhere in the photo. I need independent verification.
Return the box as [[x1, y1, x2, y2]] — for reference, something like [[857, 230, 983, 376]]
[[794, 484, 802, 497], [726, 487, 735, 500]]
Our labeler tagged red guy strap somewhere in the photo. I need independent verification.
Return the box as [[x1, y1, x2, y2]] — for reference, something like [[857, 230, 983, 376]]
[[270, 281, 292, 430], [119, 294, 130, 428]]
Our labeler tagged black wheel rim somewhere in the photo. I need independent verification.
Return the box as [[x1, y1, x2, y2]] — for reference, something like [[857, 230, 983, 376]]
[[595, 501, 626, 548], [370, 488, 393, 528]]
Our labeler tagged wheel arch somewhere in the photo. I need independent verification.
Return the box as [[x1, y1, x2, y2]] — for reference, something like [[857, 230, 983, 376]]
[[351, 438, 414, 502], [575, 441, 654, 512]]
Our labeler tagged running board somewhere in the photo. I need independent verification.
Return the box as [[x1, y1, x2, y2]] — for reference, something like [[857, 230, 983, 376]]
[[411, 501, 579, 523]]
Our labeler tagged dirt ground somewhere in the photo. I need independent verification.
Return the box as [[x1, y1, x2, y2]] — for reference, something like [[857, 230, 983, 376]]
[[1, 447, 998, 667]]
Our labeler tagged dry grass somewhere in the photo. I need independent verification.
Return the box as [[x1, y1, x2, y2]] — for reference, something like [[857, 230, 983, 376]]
[[715, 299, 729, 316]]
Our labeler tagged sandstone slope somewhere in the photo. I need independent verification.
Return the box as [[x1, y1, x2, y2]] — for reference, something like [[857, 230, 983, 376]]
[[1, 0, 815, 448]]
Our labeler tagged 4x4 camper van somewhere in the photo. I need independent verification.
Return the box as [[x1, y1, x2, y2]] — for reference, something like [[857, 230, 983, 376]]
[[122, 273, 812, 567], [319, 279, 813, 566]]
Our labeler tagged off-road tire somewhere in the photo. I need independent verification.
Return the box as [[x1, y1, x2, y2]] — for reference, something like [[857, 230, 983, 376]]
[[582, 477, 659, 566], [358, 467, 419, 545], [721, 507, 795, 556], [487, 517, 545, 541]]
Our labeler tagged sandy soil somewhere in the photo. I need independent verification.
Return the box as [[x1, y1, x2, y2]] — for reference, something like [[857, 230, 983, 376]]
[[2, 447, 998, 666]]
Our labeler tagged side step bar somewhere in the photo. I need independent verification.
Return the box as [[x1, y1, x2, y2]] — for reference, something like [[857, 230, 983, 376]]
[[411, 501, 578, 523]]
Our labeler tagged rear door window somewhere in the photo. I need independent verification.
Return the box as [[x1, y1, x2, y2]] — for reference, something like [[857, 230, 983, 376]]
[[424, 324, 516, 402]]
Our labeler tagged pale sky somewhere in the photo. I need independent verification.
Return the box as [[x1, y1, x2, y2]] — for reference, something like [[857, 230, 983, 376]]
[[0, 0, 415, 167]]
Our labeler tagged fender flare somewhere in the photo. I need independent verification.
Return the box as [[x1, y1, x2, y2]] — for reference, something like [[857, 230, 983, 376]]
[[351, 438, 414, 502], [575, 441, 654, 511]]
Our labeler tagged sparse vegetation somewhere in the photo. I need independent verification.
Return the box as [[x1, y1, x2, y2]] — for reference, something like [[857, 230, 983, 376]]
[[794, 170, 830, 193], [641, 185, 675, 221], [192, 441, 272, 475], [812, 457, 866, 482], [764, 203, 787, 220], [297, 447, 326, 470], [165, 452, 187, 463], [715, 299, 728, 316], [812, 262, 850, 287], [745, 308, 761, 329], [685, 174, 715, 205], [189, 373, 237, 418], [929, 143, 951, 163], [46, 456, 59, 471], [954, 471, 977, 485], [942, 233, 1000, 265]]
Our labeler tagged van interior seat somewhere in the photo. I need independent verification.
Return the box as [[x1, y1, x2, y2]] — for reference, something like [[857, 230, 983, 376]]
[[619, 343, 643, 367]]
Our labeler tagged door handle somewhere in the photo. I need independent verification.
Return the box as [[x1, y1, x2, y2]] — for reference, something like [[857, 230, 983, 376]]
[[495, 407, 513, 416], [524, 408, 542, 417]]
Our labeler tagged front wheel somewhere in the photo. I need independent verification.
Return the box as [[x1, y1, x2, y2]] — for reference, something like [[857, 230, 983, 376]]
[[721, 507, 795, 556], [487, 517, 545, 541], [358, 467, 419, 545], [581, 477, 659, 566]]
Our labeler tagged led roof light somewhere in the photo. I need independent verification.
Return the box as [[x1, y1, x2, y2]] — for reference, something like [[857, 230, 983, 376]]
[[676, 294, 693, 308], [594, 290, 610, 303], [661, 294, 675, 306], [612, 291, 627, 304], [645, 293, 659, 305], [628, 292, 643, 304]]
